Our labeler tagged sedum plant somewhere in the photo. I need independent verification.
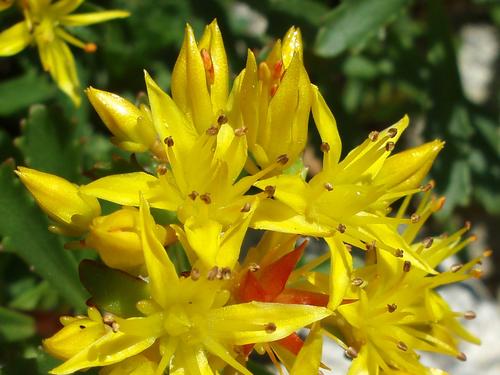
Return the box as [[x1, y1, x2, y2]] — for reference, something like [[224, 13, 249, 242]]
[[15, 20, 486, 375]]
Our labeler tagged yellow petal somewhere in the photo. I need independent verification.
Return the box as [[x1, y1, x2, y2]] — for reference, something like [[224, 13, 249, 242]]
[[207, 301, 331, 345], [99, 354, 157, 375], [49, 0, 83, 16], [290, 323, 323, 375], [183, 216, 222, 267], [325, 235, 353, 310], [282, 26, 303, 67], [0, 22, 31, 56], [0, 0, 14, 11], [59, 11, 130, 27]]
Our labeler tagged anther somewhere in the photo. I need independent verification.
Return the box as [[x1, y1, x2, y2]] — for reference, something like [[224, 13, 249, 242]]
[[385, 142, 395, 151], [387, 303, 397, 313], [103, 314, 114, 325], [234, 127, 247, 137], [395, 249, 404, 258], [324, 182, 333, 191], [188, 191, 199, 200], [111, 322, 120, 333], [156, 164, 168, 175], [190, 268, 200, 281], [270, 83, 279, 97], [422, 237, 434, 248], [320, 142, 330, 152], [79, 325, 85, 329], [388, 128, 398, 138], [164, 136, 174, 147], [397, 341, 408, 351], [337, 223, 346, 233], [368, 131, 379, 142], [217, 114, 228, 125], [273, 60, 283, 79], [241, 202, 251, 213], [200, 193, 211, 204], [276, 154, 289, 165], [180, 271, 191, 278], [221, 267, 232, 280], [450, 263, 463, 273], [456, 352, 467, 362], [410, 213, 420, 223], [464, 311, 476, 320], [465, 221, 472, 230], [351, 277, 364, 287], [264, 185, 276, 198], [345, 346, 358, 359], [249, 263, 260, 272], [403, 260, 411, 272], [207, 266, 219, 280], [420, 181, 435, 192], [84, 43, 97, 53], [201, 48, 215, 84], [206, 126, 219, 136], [265, 322, 277, 333], [365, 241, 376, 251]]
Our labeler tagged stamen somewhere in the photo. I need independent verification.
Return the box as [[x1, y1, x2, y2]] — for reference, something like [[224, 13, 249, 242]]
[[464, 311, 476, 320], [200, 48, 215, 84], [387, 303, 397, 313], [422, 237, 434, 248], [395, 249, 404, 258], [351, 277, 364, 287], [221, 267, 232, 280], [207, 266, 219, 280], [403, 260, 411, 272], [337, 223, 346, 233], [320, 142, 330, 152], [84, 43, 97, 53], [200, 193, 211, 204], [249, 263, 260, 272], [368, 131, 379, 142], [410, 213, 420, 223], [365, 241, 376, 251], [273, 60, 283, 79], [241, 202, 251, 213], [450, 263, 463, 273], [324, 182, 333, 191], [388, 128, 398, 138], [164, 136, 174, 147], [188, 191, 199, 200], [103, 314, 114, 325], [156, 164, 168, 175], [456, 352, 467, 362], [397, 341, 408, 351], [111, 322, 120, 333], [420, 181, 435, 192], [234, 127, 247, 137], [190, 268, 200, 281], [265, 322, 277, 333], [345, 346, 358, 359], [385, 142, 395, 151], [258, 62, 271, 82], [264, 185, 276, 198], [276, 154, 289, 165], [206, 126, 219, 135], [217, 114, 228, 125]]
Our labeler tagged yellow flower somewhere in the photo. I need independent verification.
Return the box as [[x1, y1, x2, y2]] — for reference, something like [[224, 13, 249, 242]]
[[15, 166, 100, 235], [0, 0, 129, 105], [45, 197, 331, 374]]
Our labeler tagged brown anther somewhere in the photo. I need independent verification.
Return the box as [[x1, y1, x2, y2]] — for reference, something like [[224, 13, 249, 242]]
[[483, 249, 493, 257], [221, 267, 232, 280], [217, 114, 228, 125], [368, 131, 379, 142], [84, 43, 97, 53], [365, 241, 377, 252], [276, 154, 289, 165], [387, 303, 397, 313], [234, 127, 247, 137], [420, 182, 434, 192], [464, 311, 476, 320], [345, 346, 358, 359], [385, 141, 395, 151], [180, 271, 191, 278], [387, 128, 398, 138], [188, 191, 199, 200], [264, 185, 276, 198], [410, 213, 420, 223], [320, 142, 330, 152], [270, 83, 279, 97], [103, 314, 114, 325], [397, 341, 408, 351], [465, 221, 472, 230], [200, 193, 211, 204], [249, 263, 260, 272], [164, 136, 174, 147], [471, 268, 483, 278], [241, 202, 251, 213], [345, 243, 353, 252], [111, 322, 120, 333], [273, 60, 283, 79], [324, 182, 333, 191], [207, 266, 219, 280], [395, 249, 404, 258], [79, 325, 85, 329], [422, 237, 434, 248], [351, 277, 364, 287], [337, 223, 346, 233], [156, 164, 168, 175], [201, 48, 215, 84], [403, 260, 412, 272], [190, 268, 200, 281], [450, 263, 463, 273], [265, 322, 277, 333], [456, 352, 467, 362], [206, 126, 219, 136]]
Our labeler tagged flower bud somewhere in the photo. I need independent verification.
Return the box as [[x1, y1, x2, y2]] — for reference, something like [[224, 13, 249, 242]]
[[86, 87, 158, 153], [15, 167, 100, 235], [85, 207, 176, 272]]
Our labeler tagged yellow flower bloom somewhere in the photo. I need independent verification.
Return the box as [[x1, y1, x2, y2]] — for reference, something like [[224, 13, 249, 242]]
[[15, 166, 100, 235], [0, 0, 129, 105]]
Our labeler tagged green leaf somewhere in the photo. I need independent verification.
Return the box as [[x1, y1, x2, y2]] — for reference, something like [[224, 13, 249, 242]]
[[0, 307, 34, 342], [79, 259, 149, 317], [16, 104, 81, 181], [314, 0, 412, 57], [0, 163, 87, 310], [0, 70, 57, 116]]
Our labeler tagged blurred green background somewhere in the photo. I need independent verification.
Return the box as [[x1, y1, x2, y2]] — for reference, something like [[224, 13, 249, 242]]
[[0, 0, 498, 373]]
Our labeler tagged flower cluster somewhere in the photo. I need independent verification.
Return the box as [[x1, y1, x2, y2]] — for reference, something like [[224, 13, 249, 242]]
[[0, 0, 129, 105], [16, 20, 486, 375]]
